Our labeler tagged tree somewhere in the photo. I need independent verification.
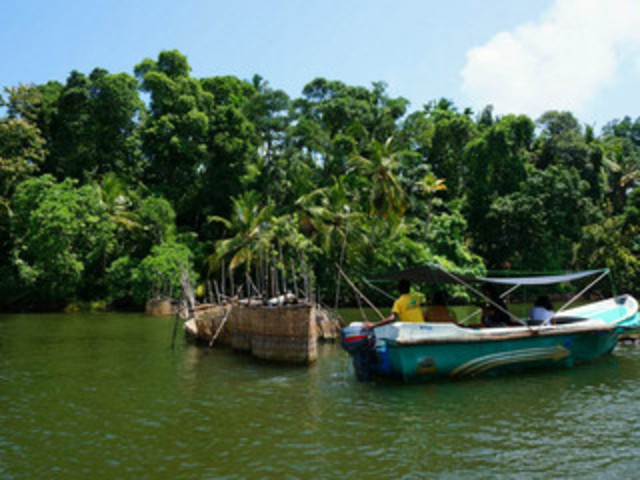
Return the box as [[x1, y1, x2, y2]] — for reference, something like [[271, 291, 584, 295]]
[[534, 111, 605, 202], [411, 99, 478, 199], [136, 50, 259, 233], [574, 215, 640, 294], [349, 137, 409, 219], [133, 241, 197, 304], [295, 175, 369, 301], [0, 86, 47, 213], [486, 166, 597, 270], [290, 78, 408, 181], [10, 175, 116, 306], [107, 241, 197, 306], [464, 114, 534, 253], [601, 117, 640, 214], [42, 69, 142, 181], [208, 190, 274, 280]]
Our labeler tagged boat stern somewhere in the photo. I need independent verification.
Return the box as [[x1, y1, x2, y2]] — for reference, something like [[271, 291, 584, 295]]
[[340, 324, 391, 381]]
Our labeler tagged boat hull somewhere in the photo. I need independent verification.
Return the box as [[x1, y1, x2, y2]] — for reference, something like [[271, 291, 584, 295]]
[[379, 330, 619, 382]]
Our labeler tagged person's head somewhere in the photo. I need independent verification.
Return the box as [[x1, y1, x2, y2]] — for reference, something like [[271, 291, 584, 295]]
[[398, 278, 411, 295], [482, 284, 498, 299], [534, 295, 553, 310], [432, 290, 447, 305]]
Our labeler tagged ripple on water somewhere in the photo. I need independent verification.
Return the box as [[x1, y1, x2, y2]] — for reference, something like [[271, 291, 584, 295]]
[[2, 316, 640, 479]]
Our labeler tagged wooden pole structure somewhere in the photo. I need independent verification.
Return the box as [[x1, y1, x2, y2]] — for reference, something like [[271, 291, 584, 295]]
[[213, 280, 221, 304], [303, 260, 310, 302], [221, 259, 226, 298], [291, 260, 300, 298], [334, 234, 348, 309], [245, 271, 250, 305], [273, 257, 280, 297], [206, 280, 213, 304], [278, 241, 287, 292]]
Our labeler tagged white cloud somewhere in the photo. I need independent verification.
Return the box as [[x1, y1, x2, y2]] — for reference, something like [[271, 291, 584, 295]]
[[461, 0, 640, 120]]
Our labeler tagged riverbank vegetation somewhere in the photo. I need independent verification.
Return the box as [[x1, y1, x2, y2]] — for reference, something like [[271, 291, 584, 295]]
[[1, 49, 639, 311]]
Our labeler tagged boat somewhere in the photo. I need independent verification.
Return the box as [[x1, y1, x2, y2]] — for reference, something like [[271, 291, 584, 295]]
[[340, 266, 640, 382]]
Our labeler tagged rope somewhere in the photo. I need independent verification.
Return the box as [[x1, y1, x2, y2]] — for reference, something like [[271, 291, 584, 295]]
[[354, 286, 370, 322], [335, 264, 385, 320], [363, 278, 396, 302]]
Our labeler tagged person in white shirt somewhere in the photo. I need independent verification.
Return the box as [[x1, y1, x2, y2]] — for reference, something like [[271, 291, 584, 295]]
[[529, 295, 555, 325]]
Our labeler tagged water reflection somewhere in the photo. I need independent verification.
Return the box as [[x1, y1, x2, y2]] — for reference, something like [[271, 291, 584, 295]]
[[1, 314, 639, 480]]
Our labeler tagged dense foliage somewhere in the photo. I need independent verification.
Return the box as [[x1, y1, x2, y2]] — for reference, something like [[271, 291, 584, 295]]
[[1, 49, 639, 310]]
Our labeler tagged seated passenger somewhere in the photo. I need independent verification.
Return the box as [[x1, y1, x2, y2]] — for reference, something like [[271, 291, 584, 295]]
[[363, 278, 423, 329], [424, 290, 457, 323], [529, 296, 555, 325], [481, 284, 519, 327]]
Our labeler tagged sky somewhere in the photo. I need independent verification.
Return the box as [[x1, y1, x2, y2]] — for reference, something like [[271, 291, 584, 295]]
[[2, 0, 640, 130]]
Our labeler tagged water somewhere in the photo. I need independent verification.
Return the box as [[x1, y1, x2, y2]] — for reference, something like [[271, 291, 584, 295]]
[[2, 312, 639, 479]]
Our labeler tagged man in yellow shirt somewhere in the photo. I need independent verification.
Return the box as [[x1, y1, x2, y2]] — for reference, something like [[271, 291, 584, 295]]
[[364, 279, 423, 329]]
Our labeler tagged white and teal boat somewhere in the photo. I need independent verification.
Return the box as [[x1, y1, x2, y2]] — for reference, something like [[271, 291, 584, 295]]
[[341, 266, 640, 382]]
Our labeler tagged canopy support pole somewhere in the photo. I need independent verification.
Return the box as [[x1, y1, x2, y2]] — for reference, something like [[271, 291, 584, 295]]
[[436, 265, 526, 326], [557, 269, 610, 313]]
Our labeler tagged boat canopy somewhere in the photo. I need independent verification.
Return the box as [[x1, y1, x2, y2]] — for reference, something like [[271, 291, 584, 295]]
[[481, 269, 608, 285], [373, 265, 609, 286]]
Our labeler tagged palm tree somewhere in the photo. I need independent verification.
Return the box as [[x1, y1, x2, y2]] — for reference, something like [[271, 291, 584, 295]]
[[412, 171, 447, 236], [208, 191, 274, 295], [602, 136, 640, 213], [296, 175, 369, 306], [349, 137, 408, 219], [95, 173, 140, 232], [295, 175, 367, 253]]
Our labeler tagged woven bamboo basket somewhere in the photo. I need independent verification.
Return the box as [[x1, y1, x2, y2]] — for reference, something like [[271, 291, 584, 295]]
[[246, 304, 318, 364], [230, 306, 252, 351], [185, 303, 320, 364]]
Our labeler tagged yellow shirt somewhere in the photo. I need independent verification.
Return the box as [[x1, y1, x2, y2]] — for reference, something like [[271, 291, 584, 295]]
[[392, 294, 423, 323]]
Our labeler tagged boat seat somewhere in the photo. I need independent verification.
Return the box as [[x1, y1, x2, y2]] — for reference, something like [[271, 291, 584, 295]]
[[553, 316, 588, 324]]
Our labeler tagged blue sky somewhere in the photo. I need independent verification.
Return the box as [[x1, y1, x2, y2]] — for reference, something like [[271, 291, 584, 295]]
[[2, 0, 639, 129]]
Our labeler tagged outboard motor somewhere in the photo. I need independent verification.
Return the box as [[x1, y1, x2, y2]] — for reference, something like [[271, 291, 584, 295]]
[[340, 325, 377, 381]]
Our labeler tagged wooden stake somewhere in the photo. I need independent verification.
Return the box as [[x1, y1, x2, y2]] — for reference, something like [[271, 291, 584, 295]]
[[213, 280, 221, 304], [209, 305, 233, 347], [221, 259, 226, 297], [278, 241, 287, 292], [291, 260, 299, 298], [334, 234, 348, 309]]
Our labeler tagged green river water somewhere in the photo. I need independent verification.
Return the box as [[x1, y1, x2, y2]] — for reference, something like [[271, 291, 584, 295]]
[[2, 311, 639, 479]]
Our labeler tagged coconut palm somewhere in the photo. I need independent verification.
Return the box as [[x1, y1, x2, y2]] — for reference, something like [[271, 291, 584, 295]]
[[208, 190, 274, 286], [602, 136, 640, 213], [349, 137, 408, 219], [296, 175, 369, 306], [295, 175, 367, 253], [95, 173, 140, 231], [412, 171, 447, 236]]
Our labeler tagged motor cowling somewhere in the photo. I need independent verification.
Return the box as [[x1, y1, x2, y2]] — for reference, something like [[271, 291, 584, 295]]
[[341, 325, 378, 381], [340, 324, 375, 353]]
